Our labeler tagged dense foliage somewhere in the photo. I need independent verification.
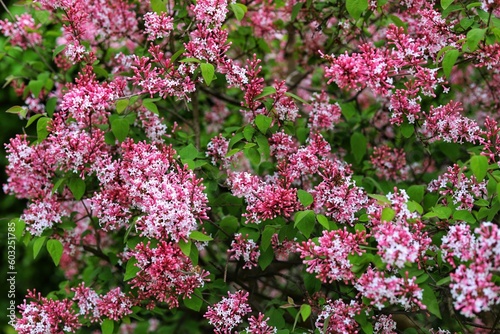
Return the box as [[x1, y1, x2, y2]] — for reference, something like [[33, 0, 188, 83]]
[[1, 0, 500, 333]]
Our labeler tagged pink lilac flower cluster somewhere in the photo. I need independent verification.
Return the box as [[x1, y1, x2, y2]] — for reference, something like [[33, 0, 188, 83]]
[[373, 314, 397, 334], [15, 290, 81, 334], [271, 233, 295, 261], [270, 81, 299, 122], [127, 241, 209, 309], [243, 313, 277, 334], [421, 101, 482, 144], [143, 12, 174, 41], [370, 145, 409, 182], [481, 117, 500, 163], [442, 222, 500, 317], [206, 134, 234, 169], [204, 290, 252, 334], [72, 284, 133, 322], [428, 164, 487, 210], [0, 13, 42, 49], [228, 233, 261, 269], [131, 45, 196, 101], [92, 140, 209, 241], [306, 91, 342, 131], [227, 171, 299, 224], [355, 267, 425, 311], [190, 0, 229, 28], [314, 299, 362, 334], [297, 228, 367, 283], [368, 189, 431, 269]]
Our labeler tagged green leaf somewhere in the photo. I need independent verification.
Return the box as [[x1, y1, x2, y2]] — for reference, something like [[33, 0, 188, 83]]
[[116, 99, 129, 114], [179, 143, 199, 161], [180, 57, 201, 63], [407, 185, 425, 203], [37, 117, 51, 141], [178, 239, 192, 256], [35, 10, 50, 24], [124, 258, 140, 281], [150, 0, 167, 13], [230, 3, 247, 21], [68, 176, 86, 200], [243, 125, 255, 141], [26, 114, 44, 128], [255, 114, 273, 134], [200, 62, 215, 86], [299, 304, 311, 321], [190, 231, 213, 242], [101, 319, 114, 334], [297, 190, 314, 207], [285, 92, 307, 104], [111, 117, 130, 142], [256, 86, 276, 99], [6, 105, 28, 118], [258, 245, 274, 270], [46, 239, 64, 266], [294, 210, 316, 238], [400, 122, 414, 138], [142, 99, 159, 114], [466, 28, 486, 52], [346, 0, 368, 20], [33, 236, 47, 259], [453, 210, 476, 223], [442, 49, 459, 78], [53, 44, 66, 58], [183, 291, 203, 311], [470, 155, 488, 181], [441, 0, 453, 9], [245, 147, 261, 165], [436, 276, 451, 286], [368, 194, 390, 204], [381, 207, 395, 222], [421, 284, 442, 319], [350, 132, 367, 164], [291, 2, 304, 21], [433, 206, 452, 219], [46, 97, 57, 117], [29, 80, 44, 98], [11, 218, 26, 241]]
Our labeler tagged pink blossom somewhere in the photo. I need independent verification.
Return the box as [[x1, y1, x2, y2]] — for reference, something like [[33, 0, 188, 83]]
[[143, 12, 173, 40], [128, 241, 209, 309], [228, 233, 260, 269], [244, 313, 277, 334], [428, 164, 487, 210], [373, 314, 397, 334], [269, 131, 298, 160], [207, 134, 233, 169], [355, 268, 425, 311], [441, 223, 476, 267], [370, 145, 409, 182], [204, 290, 252, 334], [306, 91, 342, 130], [315, 299, 362, 334], [190, 0, 229, 28], [16, 290, 81, 334], [297, 228, 367, 283], [0, 13, 42, 49], [98, 288, 134, 321]]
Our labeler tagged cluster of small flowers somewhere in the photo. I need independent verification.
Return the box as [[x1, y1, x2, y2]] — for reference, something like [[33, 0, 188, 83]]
[[135, 107, 168, 144], [227, 172, 299, 224], [127, 241, 209, 309], [268, 131, 298, 160], [297, 228, 367, 283], [143, 12, 174, 41], [0, 13, 42, 49], [271, 234, 295, 261], [306, 91, 342, 131], [228, 233, 261, 269], [481, 117, 500, 163], [442, 222, 500, 317], [131, 46, 196, 101], [204, 290, 252, 334], [92, 140, 209, 241], [72, 284, 133, 322], [206, 134, 233, 169], [368, 189, 431, 269], [370, 145, 409, 182], [184, 24, 231, 64], [481, 0, 500, 16], [243, 313, 277, 334], [190, 0, 229, 28], [373, 314, 397, 334], [421, 101, 482, 144], [428, 164, 487, 210], [15, 290, 81, 334], [314, 299, 362, 334], [270, 81, 299, 122], [355, 268, 425, 311]]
